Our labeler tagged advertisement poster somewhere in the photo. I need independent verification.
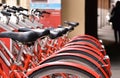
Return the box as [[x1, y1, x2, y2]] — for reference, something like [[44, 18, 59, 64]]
[[30, 0, 61, 28]]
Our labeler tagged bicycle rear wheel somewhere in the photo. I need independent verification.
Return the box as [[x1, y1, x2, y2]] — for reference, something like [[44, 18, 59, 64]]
[[64, 42, 106, 55], [71, 35, 101, 45], [27, 62, 100, 78], [69, 38, 101, 49], [40, 53, 108, 78]]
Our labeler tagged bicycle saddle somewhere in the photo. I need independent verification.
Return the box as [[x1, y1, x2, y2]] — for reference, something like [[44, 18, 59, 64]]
[[18, 28, 50, 38], [58, 26, 74, 32], [49, 29, 63, 39], [31, 29, 50, 38], [54, 27, 68, 35], [18, 27, 31, 32], [64, 21, 79, 27], [0, 31, 39, 43], [65, 26, 74, 31]]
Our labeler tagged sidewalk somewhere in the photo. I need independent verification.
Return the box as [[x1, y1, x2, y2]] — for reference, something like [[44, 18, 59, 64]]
[[98, 25, 120, 78]]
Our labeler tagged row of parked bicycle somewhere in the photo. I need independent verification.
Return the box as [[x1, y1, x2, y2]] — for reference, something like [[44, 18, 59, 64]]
[[0, 3, 50, 30], [0, 4, 111, 78]]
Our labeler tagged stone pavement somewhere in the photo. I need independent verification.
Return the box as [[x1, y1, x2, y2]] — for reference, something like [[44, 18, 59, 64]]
[[98, 25, 120, 78]]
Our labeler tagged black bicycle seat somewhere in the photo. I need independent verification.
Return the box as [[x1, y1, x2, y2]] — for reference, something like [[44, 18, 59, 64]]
[[59, 26, 74, 32], [32, 29, 50, 37], [18, 28, 50, 38], [49, 30, 63, 39], [0, 31, 39, 43], [65, 26, 74, 31], [64, 21, 79, 27], [18, 28, 31, 32], [54, 27, 68, 34]]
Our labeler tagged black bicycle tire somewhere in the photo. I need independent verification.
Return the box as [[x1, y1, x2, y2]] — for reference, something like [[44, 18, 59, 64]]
[[27, 62, 100, 78], [40, 53, 107, 78]]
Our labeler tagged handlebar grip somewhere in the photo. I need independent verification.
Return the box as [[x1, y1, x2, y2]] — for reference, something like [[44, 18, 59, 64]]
[[10, 6, 18, 10], [3, 5, 9, 9], [0, 3, 3, 6], [1, 11, 11, 16], [7, 9, 16, 13], [34, 10, 42, 14], [19, 7, 28, 11], [20, 13, 29, 17], [11, 6, 28, 12], [42, 11, 51, 14]]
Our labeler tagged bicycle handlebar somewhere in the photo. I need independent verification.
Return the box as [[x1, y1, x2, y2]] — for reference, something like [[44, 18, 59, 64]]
[[19, 7, 29, 11], [1, 11, 11, 16], [0, 3, 2, 6], [20, 12, 29, 17], [10, 6, 28, 12], [7, 9, 16, 13]]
